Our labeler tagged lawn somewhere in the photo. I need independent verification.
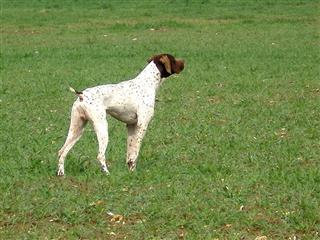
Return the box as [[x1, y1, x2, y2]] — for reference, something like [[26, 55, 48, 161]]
[[1, 0, 319, 239]]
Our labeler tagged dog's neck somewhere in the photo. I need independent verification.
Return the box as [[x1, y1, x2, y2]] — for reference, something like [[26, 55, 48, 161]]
[[135, 61, 164, 90]]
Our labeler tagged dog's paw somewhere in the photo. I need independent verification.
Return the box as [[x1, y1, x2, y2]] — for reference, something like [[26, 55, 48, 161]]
[[56, 169, 65, 176], [101, 165, 110, 175], [127, 160, 136, 172]]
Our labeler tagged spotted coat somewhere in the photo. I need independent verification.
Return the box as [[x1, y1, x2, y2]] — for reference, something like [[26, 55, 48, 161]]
[[57, 54, 184, 176]]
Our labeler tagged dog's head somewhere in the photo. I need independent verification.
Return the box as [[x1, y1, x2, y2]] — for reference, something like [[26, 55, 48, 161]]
[[148, 54, 185, 78]]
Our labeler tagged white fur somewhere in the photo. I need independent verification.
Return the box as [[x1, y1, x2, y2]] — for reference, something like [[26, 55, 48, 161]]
[[57, 61, 166, 176]]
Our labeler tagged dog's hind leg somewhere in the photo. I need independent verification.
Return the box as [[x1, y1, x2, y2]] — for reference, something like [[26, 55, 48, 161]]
[[91, 111, 109, 174], [57, 105, 87, 176]]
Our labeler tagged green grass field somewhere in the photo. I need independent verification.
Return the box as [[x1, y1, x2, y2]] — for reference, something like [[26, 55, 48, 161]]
[[1, 0, 319, 239]]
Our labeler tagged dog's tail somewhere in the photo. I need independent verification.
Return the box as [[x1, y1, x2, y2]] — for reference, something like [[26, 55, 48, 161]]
[[69, 86, 84, 101]]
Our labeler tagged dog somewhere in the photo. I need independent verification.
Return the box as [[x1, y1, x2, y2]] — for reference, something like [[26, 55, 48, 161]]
[[57, 53, 184, 175]]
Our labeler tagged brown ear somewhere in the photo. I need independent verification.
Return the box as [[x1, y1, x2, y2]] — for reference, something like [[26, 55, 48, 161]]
[[159, 55, 172, 74]]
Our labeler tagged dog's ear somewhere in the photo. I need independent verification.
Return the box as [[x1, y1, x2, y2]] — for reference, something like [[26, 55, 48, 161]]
[[159, 55, 172, 74]]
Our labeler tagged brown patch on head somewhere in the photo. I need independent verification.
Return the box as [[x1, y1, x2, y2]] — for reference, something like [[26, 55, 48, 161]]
[[148, 53, 185, 78]]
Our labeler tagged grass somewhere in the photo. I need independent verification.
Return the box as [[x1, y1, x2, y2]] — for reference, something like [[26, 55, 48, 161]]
[[1, 0, 320, 239]]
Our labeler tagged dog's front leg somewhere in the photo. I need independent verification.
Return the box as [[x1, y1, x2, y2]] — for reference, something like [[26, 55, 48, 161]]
[[126, 110, 153, 171]]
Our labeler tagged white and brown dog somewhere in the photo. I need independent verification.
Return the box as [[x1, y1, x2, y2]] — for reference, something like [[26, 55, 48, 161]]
[[57, 54, 184, 176]]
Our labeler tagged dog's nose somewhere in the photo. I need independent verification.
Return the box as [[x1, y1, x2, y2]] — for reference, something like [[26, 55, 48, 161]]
[[178, 59, 185, 71]]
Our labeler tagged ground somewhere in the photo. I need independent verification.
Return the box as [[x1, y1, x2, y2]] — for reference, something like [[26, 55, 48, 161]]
[[1, 0, 319, 239]]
